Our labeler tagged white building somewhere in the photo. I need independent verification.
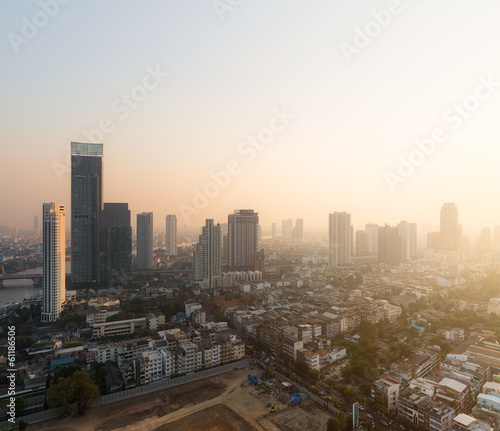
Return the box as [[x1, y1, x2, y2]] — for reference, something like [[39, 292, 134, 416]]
[[488, 298, 500, 315], [185, 303, 202, 318], [41, 203, 66, 322], [297, 348, 320, 370], [161, 349, 176, 377], [86, 308, 107, 326], [139, 351, 163, 384]]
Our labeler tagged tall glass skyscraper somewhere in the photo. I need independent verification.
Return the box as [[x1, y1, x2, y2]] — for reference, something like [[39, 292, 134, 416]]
[[71, 142, 103, 284]]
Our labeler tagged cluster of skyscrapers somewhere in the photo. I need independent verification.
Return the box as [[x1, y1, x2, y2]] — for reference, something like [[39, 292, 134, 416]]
[[271, 218, 304, 243], [39, 141, 463, 321], [41, 142, 177, 322], [327, 203, 465, 268], [193, 209, 260, 289], [328, 213, 418, 266]]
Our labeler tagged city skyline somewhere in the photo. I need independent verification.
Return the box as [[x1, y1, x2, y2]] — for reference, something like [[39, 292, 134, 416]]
[[3, 1, 500, 237], [4, 3, 500, 428]]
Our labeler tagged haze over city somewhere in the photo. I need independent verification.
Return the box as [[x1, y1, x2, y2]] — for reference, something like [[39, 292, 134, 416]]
[[2, 0, 500, 238]]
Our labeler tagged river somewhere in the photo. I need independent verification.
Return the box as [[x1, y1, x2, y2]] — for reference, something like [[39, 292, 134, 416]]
[[0, 263, 71, 306]]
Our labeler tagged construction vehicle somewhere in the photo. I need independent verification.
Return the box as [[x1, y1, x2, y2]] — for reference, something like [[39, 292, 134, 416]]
[[248, 374, 259, 385], [270, 403, 280, 413]]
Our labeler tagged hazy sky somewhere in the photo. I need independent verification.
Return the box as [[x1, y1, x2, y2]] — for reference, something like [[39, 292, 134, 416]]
[[2, 0, 500, 238]]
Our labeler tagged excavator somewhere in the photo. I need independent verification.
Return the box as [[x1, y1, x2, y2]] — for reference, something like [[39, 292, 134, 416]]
[[270, 402, 280, 413]]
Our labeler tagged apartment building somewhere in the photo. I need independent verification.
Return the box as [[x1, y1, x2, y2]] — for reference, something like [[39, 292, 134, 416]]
[[372, 375, 401, 413]]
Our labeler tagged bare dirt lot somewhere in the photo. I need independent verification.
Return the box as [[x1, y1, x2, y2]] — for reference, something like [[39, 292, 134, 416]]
[[267, 404, 332, 431], [152, 403, 256, 431], [35, 368, 294, 431]]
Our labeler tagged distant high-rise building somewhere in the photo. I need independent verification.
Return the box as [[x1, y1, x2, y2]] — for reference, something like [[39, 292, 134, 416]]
[[271, 223, 277, 239], [220, 222, 229, 265], [228, 209, 259, 271], [365, 223, 379, 255], [281, 219, 293, 241], [194, 219, 221, 289], [99, 203, 132, 285], [427, 232, 440, 250], [71, 142, 103, 283], [165, 215, 177, 256], [34, 215, 39, 236], [494, 226, 500, 249], [440, 203, 459, 250], [355, 230, 367, 257], [378, 224, 401, 264], [398, 221, 417, 261], [328, 212, 352, 266], [137, 212, 153, 269], [478, 227, 491, 250], [292, 219, 304, 244], [420, 223, 433, 248], [255, 249, 265, 275], [42, 203, 65, 322]]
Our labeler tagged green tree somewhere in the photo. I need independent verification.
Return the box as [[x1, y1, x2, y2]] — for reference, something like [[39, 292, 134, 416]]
[[47, 375, 73, 414], [15, 396, 26, 416], [72, 371, 101, 415], [96, 365, 108, 395], [48, 371, 100, 415], [310, 386, 320, 395], [309, 369, 321, 381], [357, 320, 379, 341], [327, 418, 342, 431]]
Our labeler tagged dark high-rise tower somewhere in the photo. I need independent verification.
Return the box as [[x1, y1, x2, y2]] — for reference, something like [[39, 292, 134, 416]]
[[99, 203, 132, 285], [137, 212, 153, 269], [71, 142, 103, 284], [228, 209, 259, 271]]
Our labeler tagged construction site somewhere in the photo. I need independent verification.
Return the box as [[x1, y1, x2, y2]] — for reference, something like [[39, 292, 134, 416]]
[[35, 367, 333, 431]]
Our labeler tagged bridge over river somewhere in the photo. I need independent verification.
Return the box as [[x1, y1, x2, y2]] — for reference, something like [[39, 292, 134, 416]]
[[0, 274, 43, 287]]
